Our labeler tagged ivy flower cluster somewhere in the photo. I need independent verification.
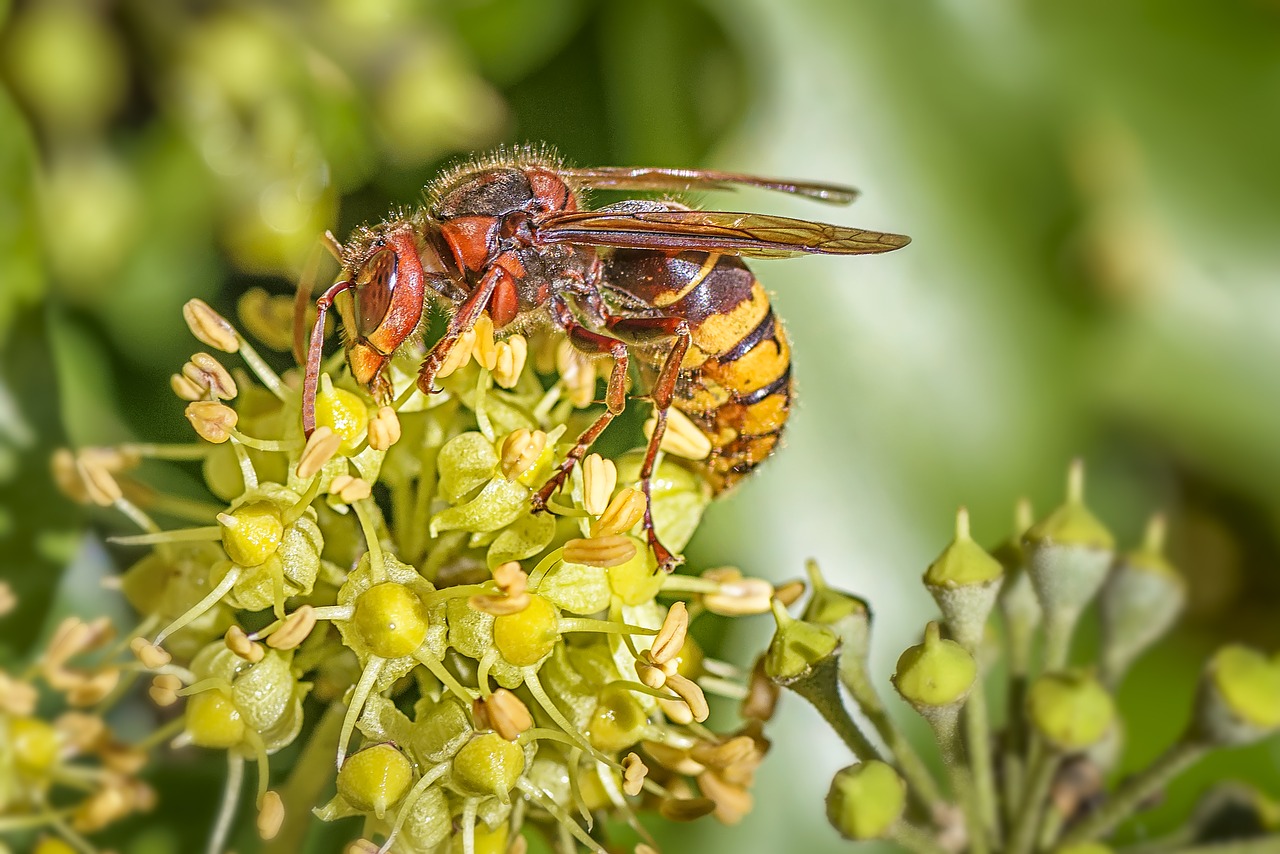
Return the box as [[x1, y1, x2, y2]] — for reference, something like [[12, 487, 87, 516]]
[[10, 294, 791, 854], [768, 462, 1280, 854]]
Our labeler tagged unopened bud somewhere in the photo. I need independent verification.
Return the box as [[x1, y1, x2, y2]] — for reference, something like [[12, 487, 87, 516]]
[[924, 507, 1004, 651], [765, 600, 839, 684], [185, 401, 238, 444], [891, 622, 976, 710], [1027, 671, 1116, 752], [1196, 645, 1280, 745], [183, 299, 240, 353], [1101, 513, 1186, 686], [826, 761, 907, 840]]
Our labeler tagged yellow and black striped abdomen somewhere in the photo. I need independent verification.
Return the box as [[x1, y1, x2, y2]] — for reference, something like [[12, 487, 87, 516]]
[[602, 249, 793, 494]]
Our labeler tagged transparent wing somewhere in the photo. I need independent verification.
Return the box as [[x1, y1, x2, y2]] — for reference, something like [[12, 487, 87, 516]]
[[562, 166, 859, 205], [533, 209, 910, 258]]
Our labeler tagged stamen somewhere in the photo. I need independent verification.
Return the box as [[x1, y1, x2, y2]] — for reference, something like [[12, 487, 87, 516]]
[[563, 535, 636, 568], [581, 454, 617, 517], [492, 335, 528, 389]]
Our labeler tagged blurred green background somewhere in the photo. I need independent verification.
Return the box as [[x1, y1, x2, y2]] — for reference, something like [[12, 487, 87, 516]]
[[2, 0, 1279, 851]]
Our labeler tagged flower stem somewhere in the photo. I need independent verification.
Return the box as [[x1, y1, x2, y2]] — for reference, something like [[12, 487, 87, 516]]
[[1006, 741, 1059, 854], [841, 661, 944, 811], [781, 657, 883, 763], [890, 820, 950, 854], [1060, 739, 1207, 845], [928, 704, 989, 854]]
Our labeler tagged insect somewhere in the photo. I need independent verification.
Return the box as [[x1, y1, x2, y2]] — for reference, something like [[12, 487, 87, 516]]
[[301, 148, 909, 571]]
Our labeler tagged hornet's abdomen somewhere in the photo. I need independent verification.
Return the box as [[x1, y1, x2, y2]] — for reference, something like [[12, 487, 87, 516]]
[[603, 249, 793, 494]]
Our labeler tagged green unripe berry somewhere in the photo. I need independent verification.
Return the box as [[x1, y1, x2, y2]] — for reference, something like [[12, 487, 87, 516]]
[[451, 732, 526, 797], [1023, 461, 1115, 552], [825, 761, 906, 840], [1027, 671, 1115, 751], [337, 743, 414, 818], [892, 622, 977, 708], [314, 380, 369, 451], [925, 508, 1004, 650], [493, 594, 560, 667], [588, 684, 649, 752], [352, 582, 430, 659], [186, 691, 246, 749], [10, 717, 59, 777], [219, 502, 285, 567]]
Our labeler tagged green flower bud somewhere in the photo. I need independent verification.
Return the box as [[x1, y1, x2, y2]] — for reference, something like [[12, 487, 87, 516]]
[[1027, 671, 1115, 752], [1196, 645, 1280, 745], [1100, 515, 1186, 686], [892, 622, 977, 710], [802, 559, 871, 662], [825, 761, 907, 840], [924, 508, 1004, 650], [451, 732, 526, 797], [765, 599, 839, 684], [1024, 462, 1115, 667], [337, 743, 414, 819], [996, 498, 1042, 661]]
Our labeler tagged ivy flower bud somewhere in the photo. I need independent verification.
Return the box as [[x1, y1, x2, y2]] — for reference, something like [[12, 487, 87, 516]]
[[1195, 645, 1280, 745], [996, 498, 1041, 656], [1027, 671, 1116, 752], [366, 405, 401, 451], [644, 406, 712, 460], [924, 507, 1004, 651], [765, 600, 839, 684], [1100, 514, 1186, 686], [891, 622, 977, 711], [183, 298, 239, 353], [492, 334, 528, 388], [182, 352, 238, 400], [1024, 462, 1115, 658], [185, 401, 238, 444], [825, 761, 907, 840], [337, 743, 414, 818]]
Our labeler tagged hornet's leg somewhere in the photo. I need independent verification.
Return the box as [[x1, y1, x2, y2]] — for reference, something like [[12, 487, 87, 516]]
[[302, 279, 354, 437], [603, 314, 692, 573], [531, 296, 631, 512], [415, 261, 509, 395]]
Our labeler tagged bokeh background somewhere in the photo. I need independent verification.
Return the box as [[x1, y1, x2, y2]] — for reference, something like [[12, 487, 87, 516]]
[[2, 0, 1279, 851]]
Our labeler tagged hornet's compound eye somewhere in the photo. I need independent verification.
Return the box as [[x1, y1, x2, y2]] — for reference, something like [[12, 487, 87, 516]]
[[353, 248, 398, 339]]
